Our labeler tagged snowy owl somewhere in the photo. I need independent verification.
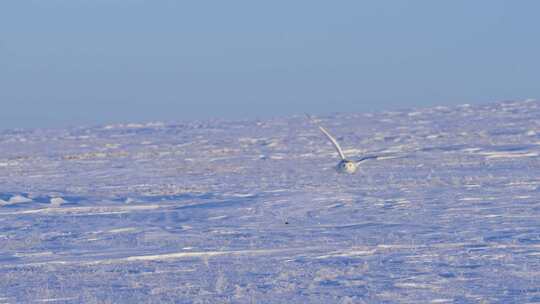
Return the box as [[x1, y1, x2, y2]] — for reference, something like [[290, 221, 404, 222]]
[[317, 125, 377, 174]]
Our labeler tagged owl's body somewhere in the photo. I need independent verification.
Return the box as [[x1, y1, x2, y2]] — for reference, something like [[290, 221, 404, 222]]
[[336, 159, 358, 174], [315, 124, 376, 174]]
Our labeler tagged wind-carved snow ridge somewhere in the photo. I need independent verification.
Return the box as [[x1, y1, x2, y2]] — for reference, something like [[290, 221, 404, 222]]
[[0, 100, 539, 303]]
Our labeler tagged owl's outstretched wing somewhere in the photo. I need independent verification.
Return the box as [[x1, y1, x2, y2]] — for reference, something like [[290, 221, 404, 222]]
[[318, 126, 346, 161], [355, 155, 378, 164], [355, 152, 411, 164]]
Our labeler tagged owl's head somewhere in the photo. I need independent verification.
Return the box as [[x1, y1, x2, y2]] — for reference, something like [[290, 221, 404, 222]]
[[337, 160, 357, 174]]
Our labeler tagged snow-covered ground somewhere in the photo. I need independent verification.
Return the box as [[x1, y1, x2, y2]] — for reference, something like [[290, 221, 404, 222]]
[[0, 100, 539, 303]]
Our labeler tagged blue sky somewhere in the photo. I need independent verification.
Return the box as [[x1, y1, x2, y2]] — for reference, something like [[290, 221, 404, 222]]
[[1, 1, 539, 129]]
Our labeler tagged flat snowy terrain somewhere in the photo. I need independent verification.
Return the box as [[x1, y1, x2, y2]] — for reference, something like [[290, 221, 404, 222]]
[[1, 101, 539, 303]]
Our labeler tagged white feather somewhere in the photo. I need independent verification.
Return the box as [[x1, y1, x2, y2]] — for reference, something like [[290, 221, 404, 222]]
[[318, 126, 346, 160]]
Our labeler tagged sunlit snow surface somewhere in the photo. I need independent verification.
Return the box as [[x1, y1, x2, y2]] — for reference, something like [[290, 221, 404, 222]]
[[1, 101, 539, 303]]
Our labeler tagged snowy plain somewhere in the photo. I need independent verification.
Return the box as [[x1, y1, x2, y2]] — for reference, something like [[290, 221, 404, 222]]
[[0, 100, 539, 303]]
